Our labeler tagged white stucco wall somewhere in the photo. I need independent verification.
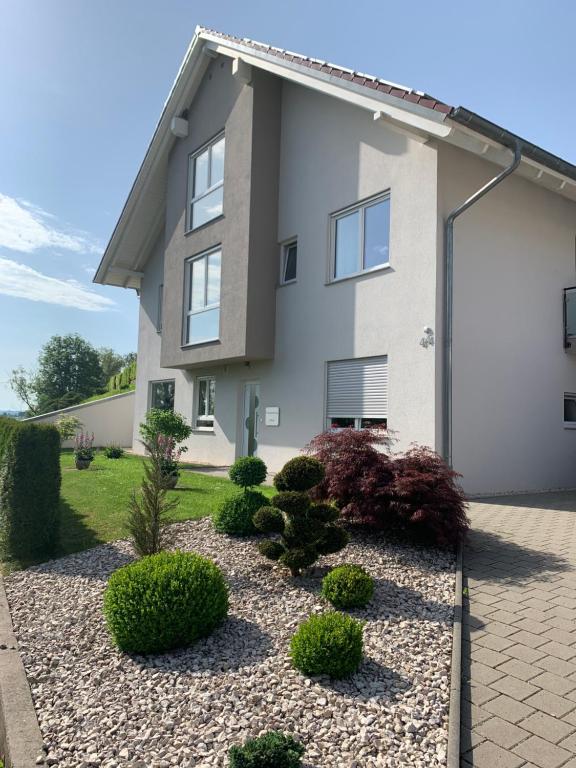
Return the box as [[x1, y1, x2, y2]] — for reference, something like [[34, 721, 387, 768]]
[[25, 391, 135, 448], [439, 143, 576, 495], [135, 82, 440, 473]]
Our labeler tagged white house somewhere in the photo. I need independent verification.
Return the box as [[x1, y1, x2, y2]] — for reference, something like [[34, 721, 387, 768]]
[[95, 26, 576, 495]]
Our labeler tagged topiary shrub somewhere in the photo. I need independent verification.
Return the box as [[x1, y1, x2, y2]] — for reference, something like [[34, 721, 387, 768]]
[[321, 564, 374, 609], [274, 455, 325, 492], [213, 490, 268, 536], [104, 444, 124, 459], [228, 731, 305, 768], [103, 551, 228, 654], [253, 456, 347, 576], [290, 611, 363, 679], [229, 456, 267, 489], [0, 417, 61, 561]]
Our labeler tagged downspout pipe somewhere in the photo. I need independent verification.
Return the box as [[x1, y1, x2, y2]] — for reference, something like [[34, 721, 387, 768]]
[[443, 137, 522, 467]]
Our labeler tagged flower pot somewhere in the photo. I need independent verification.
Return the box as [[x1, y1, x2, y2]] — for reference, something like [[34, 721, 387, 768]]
[[75, 458, 92, 470], [162, 474, 178, 489]]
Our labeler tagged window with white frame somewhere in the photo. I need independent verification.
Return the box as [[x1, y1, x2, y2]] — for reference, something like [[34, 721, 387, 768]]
[[149, 379, 175, 411], [331, 193, 390, 280], [184, 248, 221, 345], [281, 240, 297, 284], [564, 393, 576, 426], [156, 283, 163, 333], [326, 356, 388, 430], [188, 134, 225, 230], [195, 376, 215, 430]]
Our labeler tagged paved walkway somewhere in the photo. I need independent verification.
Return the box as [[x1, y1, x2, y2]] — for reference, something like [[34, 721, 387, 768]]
[[461, 492, 576, 768]]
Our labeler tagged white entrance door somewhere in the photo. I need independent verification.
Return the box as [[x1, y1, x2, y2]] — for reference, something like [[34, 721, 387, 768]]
[[242, 382, 260, 456]]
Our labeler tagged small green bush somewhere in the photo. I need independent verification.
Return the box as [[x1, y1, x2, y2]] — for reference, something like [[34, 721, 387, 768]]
[[229, 456, 267, 489], [229, 731, 305, 768], [321, 564, 374, 609], [290, 611, 363, 678], [213, 490, 268, 536], [274, 455, 325, 492], [0, 417, 61, 560], [140, 409, 192, 445], [253, 506, 284, 533], [104, 444, 125, 459], [103, 551, 228, 654], [258, 539, 285, 561]]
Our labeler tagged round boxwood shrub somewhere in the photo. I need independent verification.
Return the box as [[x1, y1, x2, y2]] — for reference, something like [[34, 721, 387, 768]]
[[229, 456, 267, 489], [103, 551, 228, 654], [253, 505, 284, 533], [321, 564, 374, 609], [229, 731, 305, 768], [213, 490, 268, 536], [290, 611, 363, 679], [274, 456, 325, 492]]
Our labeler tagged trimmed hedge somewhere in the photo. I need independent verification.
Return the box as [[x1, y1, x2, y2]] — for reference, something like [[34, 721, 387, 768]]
[[213, 490, 268, 536], [0, 416, 61, 560], [290, 611, 363, 679], [107, 361, 137, 393], [103, 551, 229, 654], [322, 564, 374, 609]]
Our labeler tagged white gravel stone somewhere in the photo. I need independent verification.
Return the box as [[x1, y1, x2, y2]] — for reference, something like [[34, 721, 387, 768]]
[[5, 518, 455, 767]]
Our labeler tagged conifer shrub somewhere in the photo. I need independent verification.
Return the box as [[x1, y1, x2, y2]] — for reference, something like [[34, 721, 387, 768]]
[[228, 731, 305, 768], [253, 456, 347, 576], [103, 551, 228, 654], [322, 564, 374, 609], [0, 417, 61, 560], [290, 611, 363, 678]]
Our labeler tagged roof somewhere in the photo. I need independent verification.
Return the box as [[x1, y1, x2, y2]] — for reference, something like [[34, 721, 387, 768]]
[[199, 27, 452, 115], [94, 25, 576, 290]]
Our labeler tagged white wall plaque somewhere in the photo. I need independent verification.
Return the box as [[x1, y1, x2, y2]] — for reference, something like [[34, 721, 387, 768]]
[[265, 407, 280, 427]]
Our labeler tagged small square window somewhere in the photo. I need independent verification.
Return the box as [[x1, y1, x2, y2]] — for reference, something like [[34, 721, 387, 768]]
[[196, 377, 215, 430], [150, 380, 175, 411], [281, 241, 297, 284], [564, 393, 576, 426]]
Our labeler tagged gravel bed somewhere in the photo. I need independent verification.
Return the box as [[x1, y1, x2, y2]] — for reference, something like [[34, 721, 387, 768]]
[[5, 518, 455, 768]]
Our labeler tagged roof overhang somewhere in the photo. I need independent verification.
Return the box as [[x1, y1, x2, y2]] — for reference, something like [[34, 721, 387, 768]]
[[94, 27, 576, 289]]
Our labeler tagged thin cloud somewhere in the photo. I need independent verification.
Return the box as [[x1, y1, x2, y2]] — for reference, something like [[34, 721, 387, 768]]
[[0, 194, 101, 255], [0, 258, 115, 312]]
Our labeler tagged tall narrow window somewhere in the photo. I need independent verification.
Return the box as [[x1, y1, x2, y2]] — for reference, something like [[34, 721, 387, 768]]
[[184, 248, 221, 345], [156, 283, 163, 333], [196, 376, 215, 429], [281, 240, 297, 284], [188, 134, 225, 230], [331, 193, 390, 280]]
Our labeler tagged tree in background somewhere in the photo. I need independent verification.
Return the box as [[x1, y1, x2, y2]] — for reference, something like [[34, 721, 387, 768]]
[[9, 366, 38, 415], [97, 348, 126, 383]]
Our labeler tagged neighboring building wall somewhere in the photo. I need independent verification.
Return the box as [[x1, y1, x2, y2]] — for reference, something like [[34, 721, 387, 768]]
[[438, 143, 576, 495], [25, 391, 135, 448]]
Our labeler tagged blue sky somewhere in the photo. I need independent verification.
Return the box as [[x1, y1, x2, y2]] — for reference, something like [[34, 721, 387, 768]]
[[1, 0, 575, 409]]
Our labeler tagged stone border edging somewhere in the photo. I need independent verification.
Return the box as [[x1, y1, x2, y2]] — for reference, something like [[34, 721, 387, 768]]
[[447, 542, 463, 768], [0, 576, 44, 767]]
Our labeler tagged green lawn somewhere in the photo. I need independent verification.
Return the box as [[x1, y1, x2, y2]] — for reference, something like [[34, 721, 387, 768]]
[[55, 452, 273, 561]]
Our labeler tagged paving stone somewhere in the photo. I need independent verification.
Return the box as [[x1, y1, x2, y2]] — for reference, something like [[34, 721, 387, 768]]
[[513, 735, 572, 768], [541, 628, 576, 646], [483, 694, 536, 724], [488, 622, 523, 639], [471, 647, 511, 668], [496, 658, 540, 682], [463, 682, 500, 706], [466, 660, 506, 686], [524, 690, 576, 718], [464, 740, 525, 768], [519, 711, 575, 744], [491, 609, 523, 625], [507, 630, 549, 649], [462, 703, 494, 728], [513, 618, 551, 636], [477, 634, 517, 652], [529, 672, 576, 696], [538, 641, 576, 661], [476, 717, 530, 749], [490, 675, 539, 702], [559, 733, 576, 752], [504, 644, 546, 664], [535, 655, 576, 678]]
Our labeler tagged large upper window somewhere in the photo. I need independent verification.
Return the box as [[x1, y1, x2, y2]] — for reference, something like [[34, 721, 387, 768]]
[[150, 380, 175, 411], [326, 356, 388, 430], [331, 193, 390, 280], [184, 248, 221, 346], [188, 134, 225, 230]]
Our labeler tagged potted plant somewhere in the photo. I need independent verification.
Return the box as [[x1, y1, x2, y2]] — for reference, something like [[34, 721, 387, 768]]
[[156, 434, 184, 488], [74, 432, 95, 469]]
